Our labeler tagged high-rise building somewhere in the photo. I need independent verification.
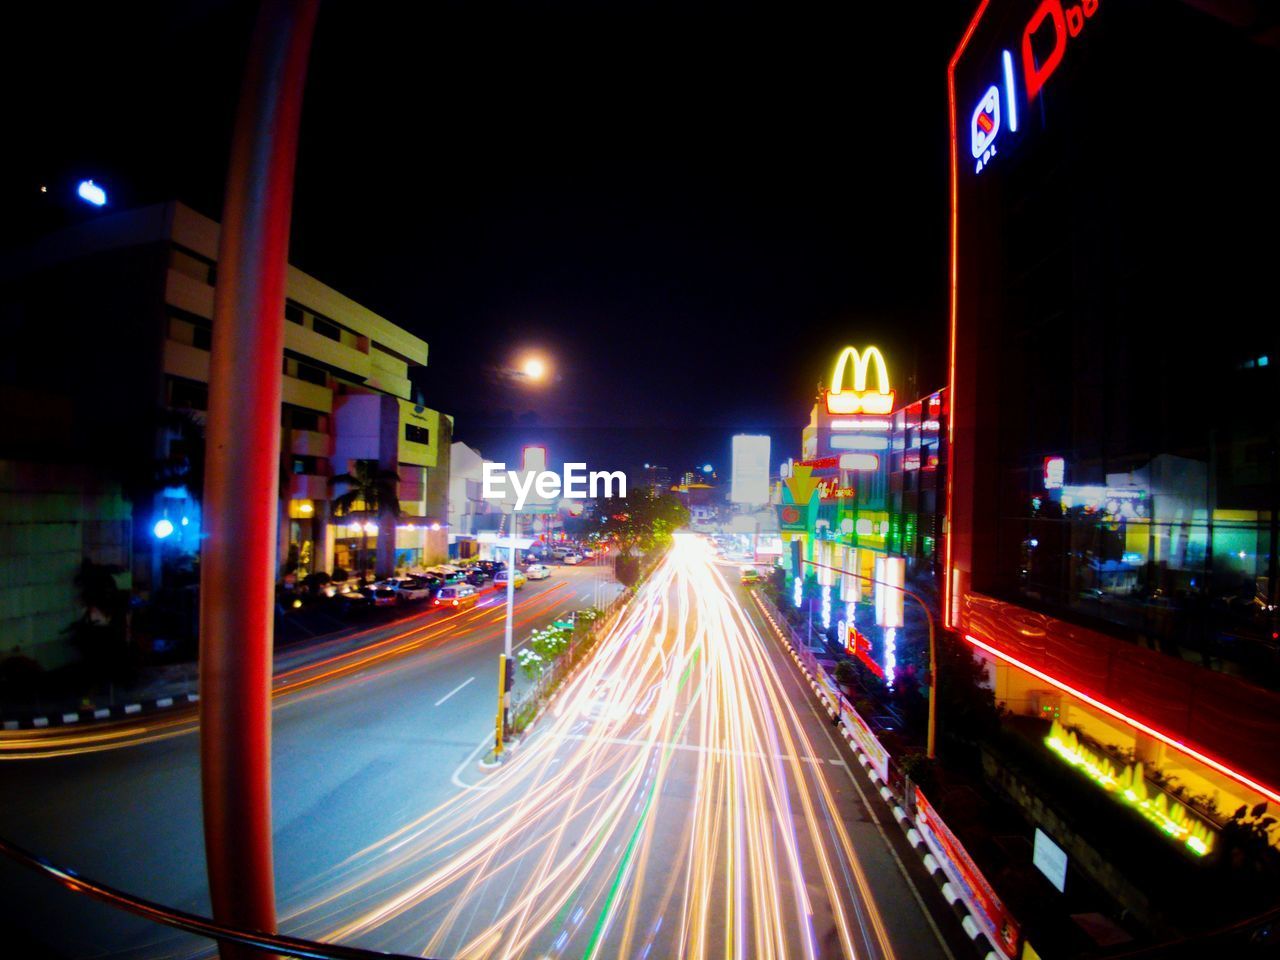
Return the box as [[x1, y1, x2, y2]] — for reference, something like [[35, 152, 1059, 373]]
[[947, 0, 1280, 844], [0, 201, 451, 665]]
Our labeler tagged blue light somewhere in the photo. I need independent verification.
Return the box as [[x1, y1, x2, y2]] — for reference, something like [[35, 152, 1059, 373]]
[[793, 576, 803, 609], [1259, 356, 1270, 368], [1002, 50, 1018, 133], [153, 518, 175, 540], [821, 585, 832, 630], [77, 179, 107, 207]]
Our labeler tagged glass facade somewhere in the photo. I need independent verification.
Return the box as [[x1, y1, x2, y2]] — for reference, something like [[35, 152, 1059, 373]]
[[953, 1, 1279, 685]]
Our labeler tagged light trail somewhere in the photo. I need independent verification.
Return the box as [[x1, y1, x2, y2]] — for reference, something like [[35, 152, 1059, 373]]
[[0, 583, 573, 760], [263, 535, 902, 960]]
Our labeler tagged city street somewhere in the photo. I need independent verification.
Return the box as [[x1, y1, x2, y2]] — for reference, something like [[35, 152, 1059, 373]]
[[0, 546, 954, 959], [0, 562, 620, 957]]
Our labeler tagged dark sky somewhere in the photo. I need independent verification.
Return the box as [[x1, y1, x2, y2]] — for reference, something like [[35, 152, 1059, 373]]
[[6, 1, 975, 478]]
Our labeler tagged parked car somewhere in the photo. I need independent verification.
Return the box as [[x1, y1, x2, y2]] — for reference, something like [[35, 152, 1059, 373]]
[[361, 584, 399, 607], [526, 564, 551, 580], [433, 584, 478, 610], [394, 576, 435, 602], [495, 568, 526, 589], [332, 585, 373, 614], [740, 566, 761, 585], [429, 566, 465, 584], [476, 560, 506, 576], [464, 568, 489, 586], [563, 553, 583, 565]]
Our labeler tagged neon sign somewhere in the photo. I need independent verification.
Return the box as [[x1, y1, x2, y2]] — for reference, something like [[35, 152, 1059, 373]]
[[825, 346, 894, 416], [971, 0, 1102, 175], [1045, 719, 1215, 856]]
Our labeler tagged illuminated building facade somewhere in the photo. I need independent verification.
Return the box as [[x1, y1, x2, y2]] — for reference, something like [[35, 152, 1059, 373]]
[[0, 202, 450, 664], [948, 0, 1280, 831], [780, 347, 949, 679]]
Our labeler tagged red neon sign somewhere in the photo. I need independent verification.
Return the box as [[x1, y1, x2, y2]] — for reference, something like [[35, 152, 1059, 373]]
[[1022, 0, 1099, 101]]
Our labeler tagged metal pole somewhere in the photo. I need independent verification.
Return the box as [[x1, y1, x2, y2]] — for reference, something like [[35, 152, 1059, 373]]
[[503, 511, 517, 735], [199, 1, 318, 956], [805, 558, 939, 759]]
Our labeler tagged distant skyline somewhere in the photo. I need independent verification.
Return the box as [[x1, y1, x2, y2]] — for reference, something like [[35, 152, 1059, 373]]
[[5, 2, 973, 474]]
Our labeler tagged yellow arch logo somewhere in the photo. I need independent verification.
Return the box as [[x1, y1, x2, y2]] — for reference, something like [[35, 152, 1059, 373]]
[[826, 346, 894, 415]]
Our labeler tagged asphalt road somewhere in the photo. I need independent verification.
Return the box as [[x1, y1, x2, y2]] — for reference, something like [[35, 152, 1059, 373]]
[[0, 546, 958, 960], [0, 561, 619, 958]]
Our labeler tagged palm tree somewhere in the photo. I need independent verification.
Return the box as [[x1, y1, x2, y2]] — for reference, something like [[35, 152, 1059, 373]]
[[329, 460, 401, 584]]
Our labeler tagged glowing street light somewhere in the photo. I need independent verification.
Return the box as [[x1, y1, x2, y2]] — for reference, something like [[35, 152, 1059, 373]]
[[76, 179, 107, 207]]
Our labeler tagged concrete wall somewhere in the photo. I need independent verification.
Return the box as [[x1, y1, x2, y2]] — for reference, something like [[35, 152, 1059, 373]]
[[0, 461, 131, 669]]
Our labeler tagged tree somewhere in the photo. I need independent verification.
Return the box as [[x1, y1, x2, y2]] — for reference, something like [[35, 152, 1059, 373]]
[[598, 491, 690, 556], [330, 460, 401, 583]]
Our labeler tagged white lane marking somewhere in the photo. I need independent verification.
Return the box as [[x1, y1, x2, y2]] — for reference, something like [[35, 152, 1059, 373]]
[[434, 676, 476, 707], [451, 733, 498, 792]]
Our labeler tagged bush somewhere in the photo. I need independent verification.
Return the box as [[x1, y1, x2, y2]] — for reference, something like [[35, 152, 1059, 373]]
[[615, 554, 641, 587], [834, 659, 857, 689]]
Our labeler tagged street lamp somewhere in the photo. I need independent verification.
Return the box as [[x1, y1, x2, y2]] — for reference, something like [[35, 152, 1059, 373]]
[[522, 357, 546, 381], [805, 557, 940, 759]]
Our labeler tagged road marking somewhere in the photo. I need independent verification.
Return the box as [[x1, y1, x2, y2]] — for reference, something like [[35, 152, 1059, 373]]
[[434, 676, 476, 707]]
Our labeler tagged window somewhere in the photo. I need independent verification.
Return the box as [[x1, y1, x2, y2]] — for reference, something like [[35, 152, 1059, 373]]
[[192, 326, 212, 351], [168, 377, 208, 411], [312, 316, 341, 341], [405, 423, 430, 445], [285, 302, 304, 325]]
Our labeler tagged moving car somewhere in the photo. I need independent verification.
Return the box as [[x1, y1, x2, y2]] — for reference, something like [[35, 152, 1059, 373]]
[[563, 553, 583, 565], [581, 548, 595, 559], [464, 568, 489, 586], [740, 567, 761, 585], [495, 568, 526, 589], [433, 584, 478, 610], [525, 564, 551, 580]]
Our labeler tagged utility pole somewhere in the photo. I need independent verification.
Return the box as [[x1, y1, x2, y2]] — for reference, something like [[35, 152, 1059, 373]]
[[198, 1, 318, 956]]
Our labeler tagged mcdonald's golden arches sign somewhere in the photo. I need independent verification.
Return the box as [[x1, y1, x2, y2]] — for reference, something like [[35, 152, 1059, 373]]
[[825, 346, 894, 415]]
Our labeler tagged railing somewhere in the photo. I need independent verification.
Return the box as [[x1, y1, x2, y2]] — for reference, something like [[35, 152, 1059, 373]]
[[0, 834, 429, 960], [509, 589, 630, 733]]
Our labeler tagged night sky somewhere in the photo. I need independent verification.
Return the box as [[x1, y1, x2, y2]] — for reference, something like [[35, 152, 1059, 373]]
[[7, 1, 975, 477]]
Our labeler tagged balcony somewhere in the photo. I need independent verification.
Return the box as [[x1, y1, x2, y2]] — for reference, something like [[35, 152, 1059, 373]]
[[289, 429, 332, 458], [398, 476, 426, 505], [164, 268, 215, 319], [288, 473, 330, 501]]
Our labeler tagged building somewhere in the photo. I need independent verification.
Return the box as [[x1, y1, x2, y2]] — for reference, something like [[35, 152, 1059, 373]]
[[947, 0, 1280, 856], [641, 464, 672, 497], [0, 201, 450, 665], [447, 441, 503, 558], [778, 346, 948, 678]]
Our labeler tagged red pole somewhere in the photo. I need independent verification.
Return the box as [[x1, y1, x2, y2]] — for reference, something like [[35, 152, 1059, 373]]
[[199, 1, 318, 956]]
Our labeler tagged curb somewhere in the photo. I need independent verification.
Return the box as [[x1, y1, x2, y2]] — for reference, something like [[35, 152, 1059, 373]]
[[751, 592, 1001, 960], [1, 692, 200, 732]]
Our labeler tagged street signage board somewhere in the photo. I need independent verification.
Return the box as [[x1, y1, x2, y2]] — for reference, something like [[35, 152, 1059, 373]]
[[1032, 828, 1067, 892]]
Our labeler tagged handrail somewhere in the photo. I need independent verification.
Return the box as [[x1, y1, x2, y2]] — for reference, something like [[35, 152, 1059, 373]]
[[0, 834, 429, 960]]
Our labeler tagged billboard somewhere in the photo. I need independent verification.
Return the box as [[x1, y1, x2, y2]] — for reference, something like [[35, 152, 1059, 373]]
[[730, 434, 771, 505]]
